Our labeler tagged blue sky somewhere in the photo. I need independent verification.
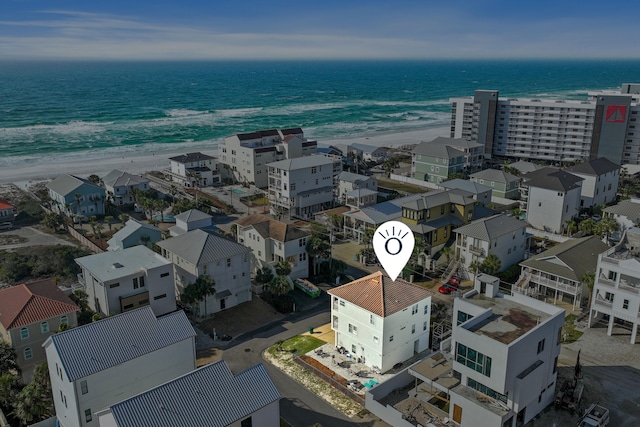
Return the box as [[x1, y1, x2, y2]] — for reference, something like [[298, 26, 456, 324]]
[[2, 0, 639, 60]]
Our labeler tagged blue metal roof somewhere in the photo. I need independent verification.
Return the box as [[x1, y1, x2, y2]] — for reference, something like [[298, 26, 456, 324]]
[[109, 361, 281, 427], [49, 307, 195, 381]]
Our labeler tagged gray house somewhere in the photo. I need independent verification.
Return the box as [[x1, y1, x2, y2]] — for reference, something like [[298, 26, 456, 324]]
[[47, 174, 106, 219], [470, 169, 521, 200], [102, 169, 150, 206], [107, 219, 162, 251]]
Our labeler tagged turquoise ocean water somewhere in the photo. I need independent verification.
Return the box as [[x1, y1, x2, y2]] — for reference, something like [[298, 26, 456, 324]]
[[1, 60, 640, 167]]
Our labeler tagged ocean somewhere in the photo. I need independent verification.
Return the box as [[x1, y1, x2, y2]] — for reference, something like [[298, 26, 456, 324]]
[[2, 60, 640, 167]]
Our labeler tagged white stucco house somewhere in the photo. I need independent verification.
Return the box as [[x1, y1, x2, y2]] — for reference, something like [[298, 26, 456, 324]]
[[567, 157, 620, 209], [327, 272, 434, 373], [235, 213, 310, 280], [454, 213, 529, 274], [156, 230, 252, 316], [404, 274, 564, 427], [101, 170, 150, 206], [519, 167, 583, 234], [44, 307, 196, 427], [589, 227, 640, 344], [166, 152, 220, 187], [75, 245, 177, 317], [96, 361, 281, 427]]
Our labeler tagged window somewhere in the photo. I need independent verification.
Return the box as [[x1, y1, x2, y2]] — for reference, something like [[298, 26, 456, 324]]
[[390, 335, 394, 342], [60, 315, 68, 326], [40, 321, 49, 334], [424, 305, 429, 315], [352, 344, 357, 353], [411, 324, 416, 334], [24, 347, 33, 360], [203, 264, 208, 274], [85, 409, 92, 422], [109, 283, 120, 288], [311, 167, 317, 174], [456, 343, 492, 377], [412, 304, 418, 315], [348, 324, 358, 335], [241, 416, 253, 427], [623, 299, 629, 309], [20, 327, 29, 339], [467, 378, 507, 403], [123, 304, 134, 310], [370, 314, 375, 325], [133, 276, 145, 289], [373, 336, 379, 344], [81, 380, 88, 395], [154, 294, 167, 300], [537, 339, 545, 354], [160, 272, 170, 278], [457, 311, 473, 326], [299, 253, 307, 261], [339, 300, 345, 307], [299, 238, 306, 247], [227, 258, 231, 267], [423, 321, 427, 331]]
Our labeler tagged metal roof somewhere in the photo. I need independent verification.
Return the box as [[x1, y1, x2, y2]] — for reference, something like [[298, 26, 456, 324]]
[[401, 189, 475, 211], [412, 136, 483, 156], [343, 193, 425, 225], [47, 308, 195, 381], [46, 174, 103, 197], [267, 155, 333, 170], [107, 220, 161, 248], [470, 169, 520, 184], [108, 361, 280, 427], [75, 245, 171, 282], [339, 171, 372, 184], [603, 199, 640, 222], [156, 229, 250, 266], [440, 179, 492, 195], [102, 170, 148, 188], [174, 209, 212, 223], [454, 214, 527, 241]]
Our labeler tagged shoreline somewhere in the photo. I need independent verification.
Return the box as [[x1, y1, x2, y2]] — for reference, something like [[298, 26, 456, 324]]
[[0, 125, 449, 189]]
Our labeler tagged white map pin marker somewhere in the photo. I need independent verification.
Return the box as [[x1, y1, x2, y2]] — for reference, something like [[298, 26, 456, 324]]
[[373, 220, 414, 281]]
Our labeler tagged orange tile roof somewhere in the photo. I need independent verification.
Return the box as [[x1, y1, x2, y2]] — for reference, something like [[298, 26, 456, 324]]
[[328, 272, 434, 317], [0, 279, 78, 330], [0, 200, 14, 210]]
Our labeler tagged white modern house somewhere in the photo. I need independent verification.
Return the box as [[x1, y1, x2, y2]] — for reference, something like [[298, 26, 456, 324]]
[[515, 236, 608, 309], [603, 198, 640, 240], [156, 230, 252, 316], [268, 155, 337, 219], [404, 274, 564, 427], [101, 170, 150, 206], [327, 272, 434, 373], [166, 152, 220, 187], [106, 219, 162, 251], [96, 361, 281, 427], [337, 171, 378, 205], [75, 246, 177, 317], [219, 128, 318, 188], [44, 307, 196, 427], [454, 213, 528, 274], [168, 208, 215, 237], [519, 167, 583, 233], [567, 157, 621, 208], [589, 227, 640, 344], [47, 174, 106, 219], [235, 214, 310, 280]]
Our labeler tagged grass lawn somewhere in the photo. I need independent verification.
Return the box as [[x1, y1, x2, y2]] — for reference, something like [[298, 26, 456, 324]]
[[269, 335, 324, 357], [377, 177, 429, 194], [562, 314, 583, 343]]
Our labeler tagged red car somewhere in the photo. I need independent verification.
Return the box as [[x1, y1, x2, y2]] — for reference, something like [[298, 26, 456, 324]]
[[448, 276, 461, 286], [438, 283, 459, 294]]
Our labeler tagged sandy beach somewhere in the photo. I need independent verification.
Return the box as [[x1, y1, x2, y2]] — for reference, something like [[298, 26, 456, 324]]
[[0, 126, 449, 189]]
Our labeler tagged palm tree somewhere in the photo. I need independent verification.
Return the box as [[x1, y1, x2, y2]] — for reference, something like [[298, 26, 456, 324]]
[[579, 218, 596, 235], [104, 215, 114, 233], [306, 236, 330, 277], [480, 254, 501, 275], [181, 275, 217, 317], [565, 219, 577, 237], [274, 259, 292, 277], [440, 244, 453, 265], [118, 213, 129, 225], [169, 184, 178, 206], [596, 216, 619, 244], [582, 271, 596, 309], [268, 275, 291, 296], [0, 342, 21, 375], [73, 193, 82, 215], [0, 373, 22, 410], [42, 211, 63, 231], [139, 235, 151, 248], [255, 266, 274, 291]]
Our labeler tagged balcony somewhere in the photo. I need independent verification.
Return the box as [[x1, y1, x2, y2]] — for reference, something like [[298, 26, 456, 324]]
[[469, 246, 485, 256], [529, 273, 579, 295]]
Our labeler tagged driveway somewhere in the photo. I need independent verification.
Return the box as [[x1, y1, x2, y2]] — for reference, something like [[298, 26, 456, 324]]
[[0, 226, 76, 250]]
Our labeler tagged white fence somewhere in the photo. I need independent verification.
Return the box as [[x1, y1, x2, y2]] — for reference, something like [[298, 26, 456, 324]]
[[388, 174, 440, 190]]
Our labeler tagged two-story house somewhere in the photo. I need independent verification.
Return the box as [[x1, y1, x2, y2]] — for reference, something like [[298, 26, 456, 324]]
[[219, 128, 318, 188], [519, 168, 583, 234], [407, 274, 564, 427], [567, 157, 620, 209], [470, 169, 521, 200], [268, 155, 338, 220], [440, 179, 492, 206], [168, 208, 215, 237], [401, 189, 477, 256], [47, 174, 106, 219], [0, 280, 78, 382], [589, 227, 640, 344], [454, 213, 529, 274], [328, 272, 434, 373], [167, 152, 220, 187], [515, 236, 608, 309], [411, 137, 484, 183], [338, 171, 378, 207], [44, 307, 196, 427], [96, 361, 281, 427], [101, 170, 150, 206], [157, 230, 252, 316], [106, 219, 162, 251], [75, 245, 176, 317], [235, 214, 310, 280]]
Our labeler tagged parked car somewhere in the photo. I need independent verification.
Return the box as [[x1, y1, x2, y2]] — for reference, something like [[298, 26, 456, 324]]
[[438, 283, 459, 295], [448, 276, 461, 286], [0, 222, 13, 231], [591, 215, 602, 222]]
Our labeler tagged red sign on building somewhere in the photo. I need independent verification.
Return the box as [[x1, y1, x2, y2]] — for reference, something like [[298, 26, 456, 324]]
[[606, 105, 627, 123]]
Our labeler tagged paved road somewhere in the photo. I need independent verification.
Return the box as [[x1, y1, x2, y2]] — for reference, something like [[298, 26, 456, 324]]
[[0, 226, 76, 250], [221, 308, 388, 427]]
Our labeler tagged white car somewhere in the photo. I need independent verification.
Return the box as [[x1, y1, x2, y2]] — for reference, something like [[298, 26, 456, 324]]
[[0, 222, 13, 231]]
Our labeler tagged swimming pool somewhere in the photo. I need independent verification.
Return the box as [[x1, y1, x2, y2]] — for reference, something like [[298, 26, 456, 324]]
[[231, 188, 246, 195], [153, 215, 176, 223]]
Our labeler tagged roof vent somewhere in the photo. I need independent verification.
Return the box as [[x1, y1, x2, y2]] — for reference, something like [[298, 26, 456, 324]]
[[113, 263, 124, 269]]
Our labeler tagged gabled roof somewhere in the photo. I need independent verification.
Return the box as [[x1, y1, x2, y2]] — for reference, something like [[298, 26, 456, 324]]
[[412, 136, 483, 156], [521, 168, 583, 192], [520, 236, 609, 281], [156, 229, 250, 266], [46, 307, 195, 381], [168, 152, 214, 164], [0, 280, 78, 330], [328, 272, 433, 317], [75, 245, 171, 282], [470, 169, 520, 184], [509, 161, 541, 174], [401, 189, 475, 211], [603, 199, 640, 222], [413, 143, 465, 159], [267, 155, 333, 170], [46, 174, 103, 197], [0, 200, 14, 210], [454, 214, 527, 241], [107, 220, 161, 247], [567, 157, 621, 177], [339, 171, 372, 184], [440, 179, 492, 195], [107, 361, 281, 427], [102, 170, 148, 188], [235, 214, 309, 242], [174, 209, 212, 223]]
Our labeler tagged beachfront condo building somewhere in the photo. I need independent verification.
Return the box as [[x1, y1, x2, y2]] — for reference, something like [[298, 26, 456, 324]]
[[589, 227, 640, 344], [411, 137, 484, 184], [219, 128, 318, 188], [267, 155, 339, 220], [450, 84, 640, 165]]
